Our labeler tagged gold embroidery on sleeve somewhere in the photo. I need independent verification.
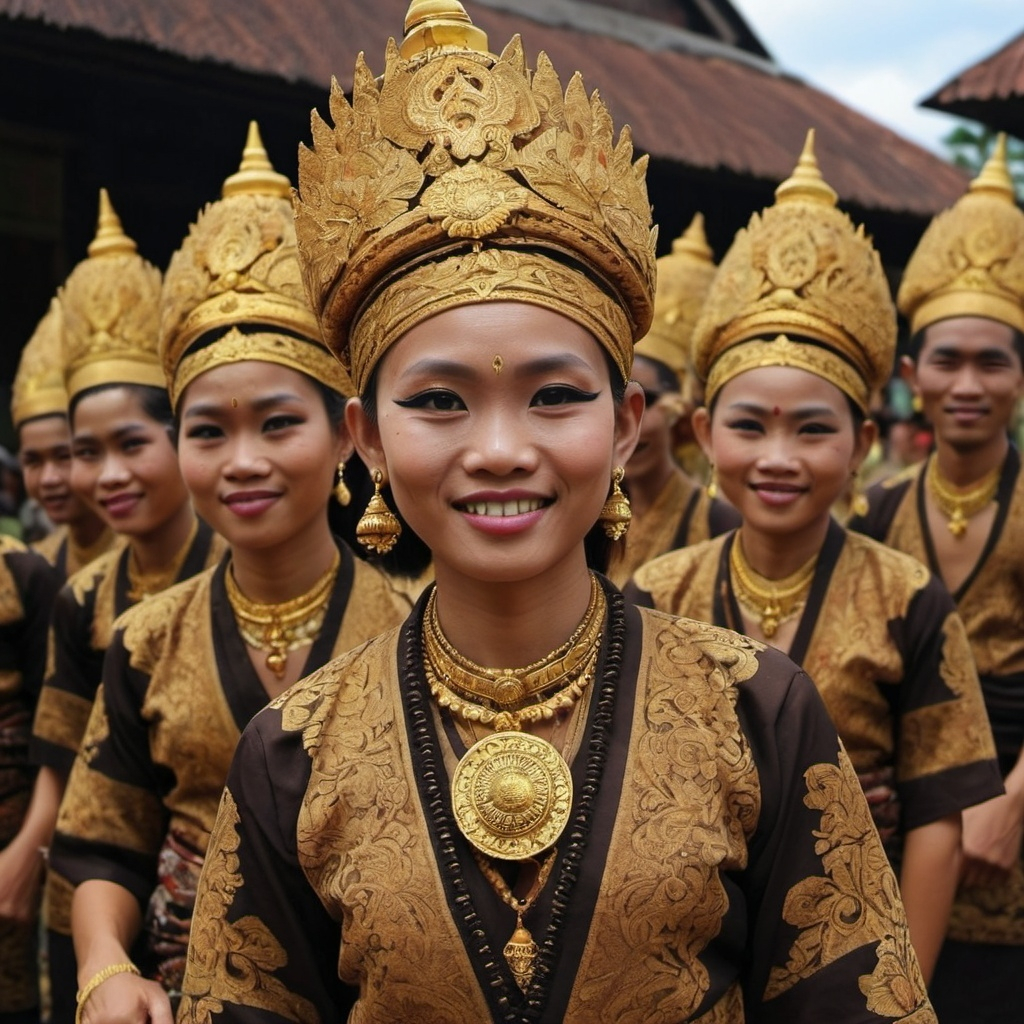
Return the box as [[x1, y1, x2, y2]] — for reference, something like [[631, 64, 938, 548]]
[[180, 789, 320, 1024]]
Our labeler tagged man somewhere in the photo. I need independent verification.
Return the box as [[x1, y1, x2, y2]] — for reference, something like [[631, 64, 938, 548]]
[[850, 135, 1024, 1023]]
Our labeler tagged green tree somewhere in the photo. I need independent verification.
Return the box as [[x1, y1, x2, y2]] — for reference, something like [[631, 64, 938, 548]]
[[942, 121, 1024, 197]]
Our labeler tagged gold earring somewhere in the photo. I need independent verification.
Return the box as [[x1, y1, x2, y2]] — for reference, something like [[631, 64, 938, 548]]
[[598, 466, 631, 540], [334, 461, 351, 506], [911, 393, 924, 414], [356, 469, 402, 554], [706, 463, 718, 500]]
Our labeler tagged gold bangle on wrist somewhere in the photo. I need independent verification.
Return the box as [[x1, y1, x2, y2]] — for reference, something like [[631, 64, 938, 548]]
[[75, 962, 140, 1024]]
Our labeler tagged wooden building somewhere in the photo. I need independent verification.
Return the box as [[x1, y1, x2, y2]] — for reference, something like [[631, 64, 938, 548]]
[[0, 0, 969, 433]]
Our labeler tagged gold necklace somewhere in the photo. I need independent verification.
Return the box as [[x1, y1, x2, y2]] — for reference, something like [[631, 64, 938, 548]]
[[226, 549, 340, 678], [473, 848, 558, 992], [126, 519, 198, 602], [424, 574, 604, 711], [729, 535, 817, 639], [423, 578, 605, 859], [926, 456, 1001, 538]]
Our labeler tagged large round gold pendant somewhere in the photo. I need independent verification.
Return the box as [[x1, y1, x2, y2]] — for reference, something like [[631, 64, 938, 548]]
[[451, 732, 573, 860]]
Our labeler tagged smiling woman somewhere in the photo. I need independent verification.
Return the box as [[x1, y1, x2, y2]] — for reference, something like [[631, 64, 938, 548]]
[[178, 5, 940, 1022], [47, 125, 410, 1024], [630, 131, 1002, 985], [26, 191, 226, 1024]]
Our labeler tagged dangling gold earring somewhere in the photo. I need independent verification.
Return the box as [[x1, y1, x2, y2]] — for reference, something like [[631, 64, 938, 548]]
[[911, 393, 923, 414], [848, 466, 869, 520], [334, 461, 351, 506], [356, 469, 402, 554], [706, 463, 718, 500], [598, 466, 631, 540]]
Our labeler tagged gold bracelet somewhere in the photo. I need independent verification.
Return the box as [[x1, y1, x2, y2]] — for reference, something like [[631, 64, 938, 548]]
[[75, 962, 140, 1024]]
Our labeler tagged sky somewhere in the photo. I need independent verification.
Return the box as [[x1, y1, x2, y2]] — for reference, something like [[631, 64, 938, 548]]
[[733, 1, 1023, 155]]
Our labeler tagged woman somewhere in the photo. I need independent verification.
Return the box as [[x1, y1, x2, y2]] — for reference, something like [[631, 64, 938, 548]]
[[178, 7, 936, 1022], [608, 214, 738, 587], [630, 132, 1002, 984], [12, 299, 113, 580], [29, 191, 224, 1024], [53, 125, 410, 1024]]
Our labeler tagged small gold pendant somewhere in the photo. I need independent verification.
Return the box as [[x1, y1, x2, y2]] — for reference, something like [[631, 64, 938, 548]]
[[948, 509, 967, 538], [504, 918, 538, 991], [761, 598, 781, 638]]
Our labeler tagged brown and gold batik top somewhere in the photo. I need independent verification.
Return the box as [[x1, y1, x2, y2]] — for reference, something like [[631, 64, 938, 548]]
[[31, 523, 117, 584], [178, 584, 935, 1023], [850, 446, 1024, 944], [49, 540, 409, 999], [630, 521, 1001, 855], [607, 468, 739, 587], [0, 535, 60, 1014]]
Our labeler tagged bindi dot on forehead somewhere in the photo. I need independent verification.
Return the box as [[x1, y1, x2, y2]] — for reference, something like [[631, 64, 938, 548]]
[[773, 406, 781, 416]]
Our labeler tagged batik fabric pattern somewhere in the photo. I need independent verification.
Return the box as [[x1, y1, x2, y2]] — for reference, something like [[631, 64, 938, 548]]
[[849, 447, 1024, 944], [630, 521, 1002, 860], [49, 541, 408, 1005], [0, 536, 61, 1013], [178, 588, 935, 1023]]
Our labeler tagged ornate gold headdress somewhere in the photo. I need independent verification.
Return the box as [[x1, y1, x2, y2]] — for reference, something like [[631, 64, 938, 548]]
[[12, 299, 68, 428], [692, 130, 896, 412], [294, 0, 656, 394], [61, 190, 164, 403], [161, 122, 352, 408], [634, 213, 716, 387], [899, 133, 1024, 336]]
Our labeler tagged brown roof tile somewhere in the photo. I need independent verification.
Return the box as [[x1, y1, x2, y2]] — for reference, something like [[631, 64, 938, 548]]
[[923, 29, 1024, 138], [1, 0, 968, 213]]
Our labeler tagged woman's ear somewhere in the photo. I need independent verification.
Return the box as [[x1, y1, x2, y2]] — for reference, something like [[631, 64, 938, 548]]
[[852, 417, 878, 473], [345, 399, 385, 474], [334, 404, 356, 464], [691, 405, 713, 460], [612, 380, 645, 467]]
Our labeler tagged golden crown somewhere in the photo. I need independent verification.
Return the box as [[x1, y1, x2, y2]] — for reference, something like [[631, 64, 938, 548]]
[[635, 213, 716, 383], [61, 189, 164, 403], [293, 0, 656, 393], [899, 134, 1024, 336], [12, 298, 68, 427], [692, 130, 896, 411], [160, 122, 352, 407]]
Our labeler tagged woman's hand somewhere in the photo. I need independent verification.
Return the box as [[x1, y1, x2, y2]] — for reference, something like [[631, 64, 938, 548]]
[[77, 971, 173, 1024], [961, 787, 1024, 888], [0, 832, 44, 924]]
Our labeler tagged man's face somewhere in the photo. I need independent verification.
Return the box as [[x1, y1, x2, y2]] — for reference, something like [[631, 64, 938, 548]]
[[904, 316, 1024, 453]]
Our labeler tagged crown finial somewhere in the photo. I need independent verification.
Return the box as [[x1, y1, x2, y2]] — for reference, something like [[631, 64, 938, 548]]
[[87, 188, 138, 258], [671, 213, 714, 262], [222, 121, 291, 199], [774, 129, 838, 207], [969, 132, 1016, 202], [400, 0, 488, 58]]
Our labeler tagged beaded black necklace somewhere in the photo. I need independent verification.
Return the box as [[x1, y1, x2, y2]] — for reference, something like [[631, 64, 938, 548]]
[[399, 579, 626, 1022]]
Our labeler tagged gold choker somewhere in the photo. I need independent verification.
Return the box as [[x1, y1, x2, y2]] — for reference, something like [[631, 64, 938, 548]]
[[926, 457, 1001, 538], [423, 575, 604, 719], [729, 536, 817, 639], [126, 519, 198, 602], [226, 550, 340, 678], [423, 577, 605, 861]]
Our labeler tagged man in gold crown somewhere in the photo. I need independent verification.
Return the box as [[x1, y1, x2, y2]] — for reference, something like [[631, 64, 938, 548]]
[[11, 301, 114, 579], [629, 130, 1000, 986], [607, 214, 738, 588], [850, 135, 1024, 1022], [180, 5, 934, 1021]]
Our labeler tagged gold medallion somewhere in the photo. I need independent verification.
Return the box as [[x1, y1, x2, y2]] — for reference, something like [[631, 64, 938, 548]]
[[452, 732, 572, 860]]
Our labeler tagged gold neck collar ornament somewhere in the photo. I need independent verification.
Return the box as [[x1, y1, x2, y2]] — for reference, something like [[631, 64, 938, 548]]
[[423, 576, 605, 867], [226, 549, 340, 677], [126, 519, 199, 603], [729, 535, 818, 638], [925, 456, 1001, 538]]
